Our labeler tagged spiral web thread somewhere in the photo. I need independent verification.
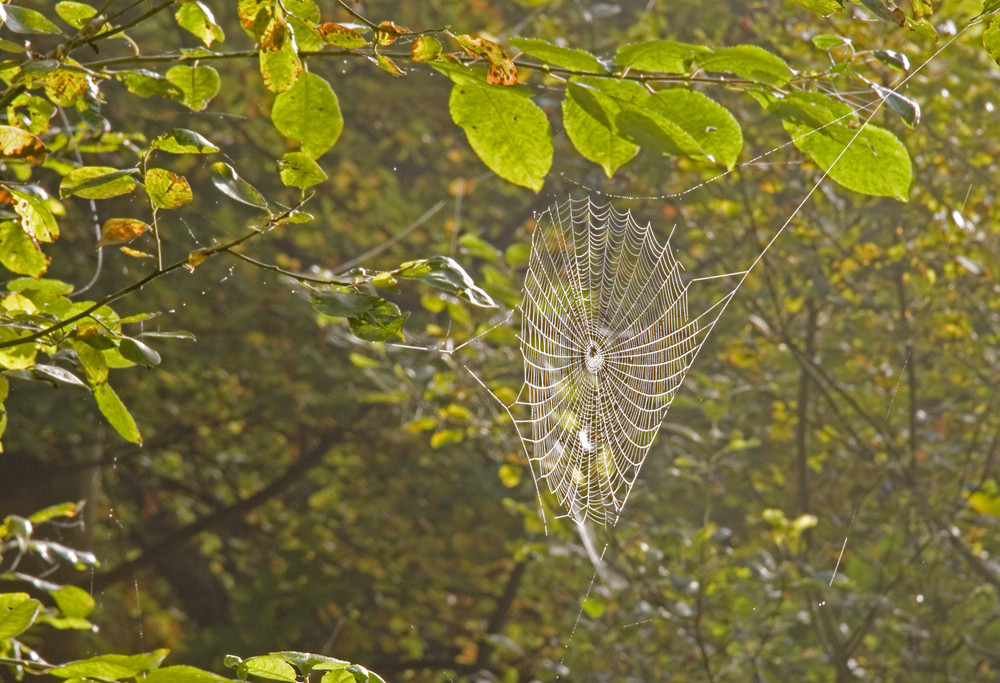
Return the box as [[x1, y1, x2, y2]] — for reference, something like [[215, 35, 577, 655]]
[[510, 197, 745, 526]]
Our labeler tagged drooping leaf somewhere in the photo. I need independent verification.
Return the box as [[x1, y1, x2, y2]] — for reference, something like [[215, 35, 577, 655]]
[[260, 33, 302, 92], [0, 220, 48, 276], [642, 88, 743, 168], [145, 168, 194, 208], [614, 40, 708, 73], [776, 92, 912, 200], [271, 72, 343, 158], [0, 125, 45, 164], [410, 35, 442, 63], [374, 54, 405, 77], [0, 593, 42, 639], [316, 23, 365, 49], [165, 64, 221, 111], [789, 0, 844, 15], [210, 162, 268, 209], [873, 49, 911, 71], [150, 128, 219, 154], [60, 166, 137, 199], [49, 650, 168, 679], [96, 218, 149, 247], [348, 302, 408, 342], [508, 37, 605, 72], [175, 1, 225, 46], [310, 289, 378, 317], [447, 76, 552, 191], [872, 84, 920, 127], [697, 45, 794, 87], [396, 257, 497, 308], [52, 585, 96, 619], [119, 337, 161, 367], [2, 5, 62, 34], [278, 152, 328, 189], [34, 364, 86, 386], [9, 189, 58, 242], [93, 383, 142, 444], [561, 77, 642, 176]]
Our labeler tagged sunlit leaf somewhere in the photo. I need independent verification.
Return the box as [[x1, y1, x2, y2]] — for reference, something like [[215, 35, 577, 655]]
[[260, 34, 303, 92], [175, 1, 225, 47], [317, 23, 365, 49], [8, 189, 58, 242], [562, 78, 642, 176], [49, 650, 168, 679], [0, 593, 41, 639], [117, 70, 184, 99], [278, 151, 328, 189], [410, 35, 442, 63], [34, 364, 86, 386], [446, 76, 552, 191], [145, 168, 194, 209], [93, 383, 142, 444], [145, 666, 234, 683], [238, 655, 298, 682], [151, 128, 219, 154], [985, 14, 1000, 65], [0, 220, 48, 276], [60, 166, 138, 199], [53, 585, 95, 619], [789, 0, 844, 15], [0, 125, 45, 164], [614, 40, 708, 73], [271, 72, 343, 158], [54, 1, 97, 29], [210, 162, 268, 209], [508, 37, 605, 72], [97, 218, 149, 247], [873, 49, 910, 71], [165, 64, 221, 111], [310, 289, 377, 317], [872, 84, 920, 127], [698, 45, 794, 86], [642, 88, 743, 168], [270, 651, 350, 676], [396, 256, 497, 308], [119, 337, 161, 368], [374, 54, 405, 77]]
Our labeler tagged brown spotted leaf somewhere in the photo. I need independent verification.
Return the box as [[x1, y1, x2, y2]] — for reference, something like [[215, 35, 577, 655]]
[[97, 218, 149, 247], [0, 125, 45, 164]]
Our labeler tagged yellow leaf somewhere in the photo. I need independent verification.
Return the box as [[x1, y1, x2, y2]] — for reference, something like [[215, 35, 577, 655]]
[[97, 218, 148, 247]]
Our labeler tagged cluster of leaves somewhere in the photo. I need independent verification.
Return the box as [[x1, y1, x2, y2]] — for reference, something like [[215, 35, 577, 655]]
[[1, 503, 386, 683]]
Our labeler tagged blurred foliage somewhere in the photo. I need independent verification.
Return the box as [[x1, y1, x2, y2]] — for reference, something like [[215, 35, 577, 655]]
[[1, 0, 1000, 681]]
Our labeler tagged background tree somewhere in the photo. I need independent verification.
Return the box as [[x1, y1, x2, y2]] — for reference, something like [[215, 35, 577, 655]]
[[2, 0, 1000, 681]]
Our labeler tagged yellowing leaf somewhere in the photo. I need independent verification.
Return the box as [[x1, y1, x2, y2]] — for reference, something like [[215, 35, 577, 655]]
[[317, 23, 365, 49], [0, 125, 45, 164], [97, 218, 149, 247], [144, 168, 193, 209], [271, 72, 343, 158]]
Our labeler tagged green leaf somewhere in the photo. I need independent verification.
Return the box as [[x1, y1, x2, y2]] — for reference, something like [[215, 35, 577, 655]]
[[2, 5, 62, 34], [151, 128, 219, 154], [53, 585, 95, 619], [70, 339, 108, 384], [811, 34, 850, 49], [60, 166, 138, 199], [396, 256, 497, 308], [872, 49, 910, 71], [146, 666, 235, 683], [410, 35, 442, 62], [507, 38, 605, 71], [93, 383, 142, 444], [119, 337, 161, 367], [504, 242, 530, 267], [278, 151, 328, 189], [175, 1, 225, 47], [55, 2, 97, 29], [984, 14, 1000, 65], [0, 593, 42, 639], [0, 220, 48, 276], [614, 40, 708, 73], [260, 36, 303, 92], [165, 64, 221, 111], [348, 301, 407, 342], [145, 168, 194, 209], [448, 80, 552, 191], [49, 650, 168, 679], [9, 189, 58, 242], [271, 72, 343, 158], [776, 92, 912, 200], [698, 45, 794, 87], [239, 656, 298, 682], [458, 234, 500, 263], [872, 84, 920, 127], [562, 77, 643, 176], [116, 70, 184, 99], [210, 162, 268, 209], [789, 0, 844, 15], [615, 106, 703, 161], [0, 326, 37, 370], [320, 672, 354, 683], [270, 652, 350, 676], [642, 88, 743, 169], [310, 289, 377, 317], [27, 501, 79, 524]]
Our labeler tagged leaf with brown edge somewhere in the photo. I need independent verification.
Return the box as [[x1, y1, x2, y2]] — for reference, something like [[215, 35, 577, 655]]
[[375, 54, 405, 77], [97, 218, 149, 247], [120, 247, 154, 258], [375, 20, 407, 46], [317, 23, 365, 49], [487, 61, 517, 85], [0, 126, 45, 164], [456, 35, 517, 85], [410, 36, 442, 63]]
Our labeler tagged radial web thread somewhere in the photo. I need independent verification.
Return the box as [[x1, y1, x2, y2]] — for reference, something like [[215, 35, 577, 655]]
[[511, 197, 744, 526]]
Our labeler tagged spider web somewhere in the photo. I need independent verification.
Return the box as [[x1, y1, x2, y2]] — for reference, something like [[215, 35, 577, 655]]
[[510, 197, 743, 526]]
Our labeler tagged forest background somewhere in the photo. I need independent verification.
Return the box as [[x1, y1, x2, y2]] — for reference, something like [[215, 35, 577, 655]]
[[2, 0, 1000, 681]]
